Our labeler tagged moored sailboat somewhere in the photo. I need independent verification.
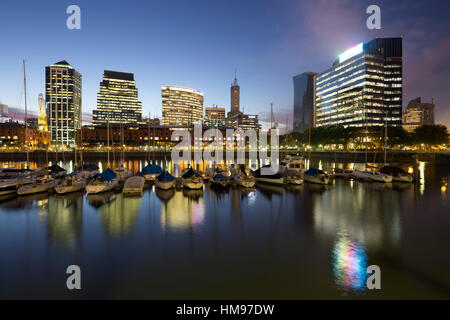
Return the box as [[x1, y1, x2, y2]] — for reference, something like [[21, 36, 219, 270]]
[[86, 169, 118, 194]]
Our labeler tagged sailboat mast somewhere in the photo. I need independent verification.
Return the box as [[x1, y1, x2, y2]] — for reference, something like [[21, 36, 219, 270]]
[[147, 112, 151, 163], [384, 109, 387, 165], [107, 112, 110, 167], [23, 60, 29, 169]]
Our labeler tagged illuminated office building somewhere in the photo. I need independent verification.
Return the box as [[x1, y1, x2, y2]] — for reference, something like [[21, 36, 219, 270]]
[[93, 70, 142, 126], [204, 105, 226, 126], [161, 86, 203, 126], [402, 97, 435, 132], [38, 93, 48, 132], [45, 60, 82, 146], [315, 38, 402, 128]]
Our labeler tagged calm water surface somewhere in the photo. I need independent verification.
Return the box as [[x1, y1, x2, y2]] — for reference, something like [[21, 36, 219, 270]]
[[0, 160, 449, 299]]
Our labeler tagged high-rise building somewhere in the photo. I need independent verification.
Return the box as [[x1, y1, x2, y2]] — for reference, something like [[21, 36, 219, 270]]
[[161, 86, 204, 126], [93, 70, 142, 126], [45, 60, 82, 146], [293, 72, 317, 133], [38, 94, 48, 131], [230, 76, 240, 116], [315, 38, 403, 128], [204, 105, 226, 126], [402, 97, 435, 132]]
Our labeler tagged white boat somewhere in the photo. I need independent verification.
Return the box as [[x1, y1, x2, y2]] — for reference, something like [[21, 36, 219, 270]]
[[280, 154, 304, 174], [123, 175, 145, 196], [211, 173, 230, 188], [304, 168, 330, 185], [233, 174, 256, 188], [0, 169, 34, 196], [181, 168, 203, 190], [254, 166, 284, 185], [351, 170, 374, 180], [17, 176, 58, 196], [55, 175, 86, 195], [154, 171, 176, 190], [206, 166, 230, 178], [86, 169, 119, 194]]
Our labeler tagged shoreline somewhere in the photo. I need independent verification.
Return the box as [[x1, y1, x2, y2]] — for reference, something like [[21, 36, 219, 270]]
[[1, 150, 449, 164]]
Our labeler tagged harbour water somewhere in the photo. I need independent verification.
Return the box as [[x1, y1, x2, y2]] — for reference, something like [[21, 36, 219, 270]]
[[0, 160, 449, 299]]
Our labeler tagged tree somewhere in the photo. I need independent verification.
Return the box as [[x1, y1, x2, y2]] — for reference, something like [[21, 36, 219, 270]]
[[413, 125, 449, 148]]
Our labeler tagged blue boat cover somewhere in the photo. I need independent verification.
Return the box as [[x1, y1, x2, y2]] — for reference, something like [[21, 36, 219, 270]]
[[79, 164, 99, 171], [48, 164, 66, 173], [157, 171, 175, 181], [213, 173, 226, 180], [305, 168, 325, 176], [182, 168, 198, 179], [99, 168, 117, 181], [67, 170, 78, 177], [142, 163, 163, 174]]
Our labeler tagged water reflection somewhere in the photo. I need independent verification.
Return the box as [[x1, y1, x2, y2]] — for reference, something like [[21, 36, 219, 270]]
[[332, 231, 368, 295], [160, 191, 205, 230], [46, 193, 83, 247]]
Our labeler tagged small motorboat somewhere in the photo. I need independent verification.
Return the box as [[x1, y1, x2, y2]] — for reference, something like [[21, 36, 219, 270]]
[[154, 171, 176, 190], [123, 175, 146, 196], [142, 163, 163, 181], [379, 166, 413, 183], [181, 168, 203, 190], [304, 168, 330, 185], [17, 176, 58, 196], [86, 169, 119, 194], [254, 166, 284, 185], [55, 173, 86, 195], [211, 172, 230, 188]]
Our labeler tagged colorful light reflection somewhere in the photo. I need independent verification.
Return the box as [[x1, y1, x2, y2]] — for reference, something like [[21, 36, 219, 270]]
[[332, 231, 368, 294]]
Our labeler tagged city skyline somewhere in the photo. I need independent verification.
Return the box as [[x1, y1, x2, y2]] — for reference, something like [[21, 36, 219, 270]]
[[1, 0, 450, 130]]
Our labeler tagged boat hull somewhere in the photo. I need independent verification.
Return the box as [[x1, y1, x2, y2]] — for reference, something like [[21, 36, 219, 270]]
[[86, 179, 118, 194], [304, 175, 329, 185], [155, 180, 175, 190], [255, 177, 284, 185], [182, 179, 203, 190], [55, 182, 86, 195], [18, 181, 56, 196]]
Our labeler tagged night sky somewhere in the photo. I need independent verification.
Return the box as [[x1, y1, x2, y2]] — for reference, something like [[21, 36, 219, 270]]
[[1, 0, 449, 130]]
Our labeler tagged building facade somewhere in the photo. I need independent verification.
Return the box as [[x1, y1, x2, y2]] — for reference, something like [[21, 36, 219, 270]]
[[161, 86, 204, 126], [293, 72, 317, 133], [45, 60, 82, 146], [204, 106, 226, 126], [402, 97, 435, 132], [93, 70, 142, 126], [315, 38, 402, 128], [38, 93, 48, 132]]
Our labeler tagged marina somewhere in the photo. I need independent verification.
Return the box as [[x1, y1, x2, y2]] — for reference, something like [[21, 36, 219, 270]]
[[0, 158, 449, 299]]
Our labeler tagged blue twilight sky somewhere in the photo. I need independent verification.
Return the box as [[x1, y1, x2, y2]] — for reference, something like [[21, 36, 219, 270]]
[[1, 0, 450, 130]]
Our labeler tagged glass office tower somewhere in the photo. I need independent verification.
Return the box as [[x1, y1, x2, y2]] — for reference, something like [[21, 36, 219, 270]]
[[315, 38, 402, 128], [45, 60, 82, 146], [161, 86, 204, 126], [93, 70, 142, 126], [293, 72, 317, 133]]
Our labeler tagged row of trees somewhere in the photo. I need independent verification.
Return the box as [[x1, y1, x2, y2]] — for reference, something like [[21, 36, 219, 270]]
[[280, 124, 449, 150]]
